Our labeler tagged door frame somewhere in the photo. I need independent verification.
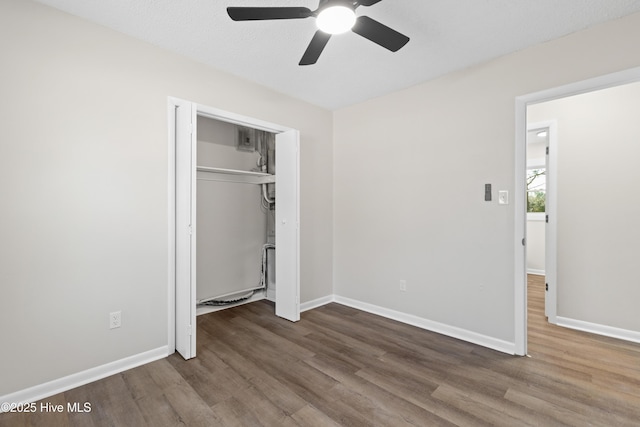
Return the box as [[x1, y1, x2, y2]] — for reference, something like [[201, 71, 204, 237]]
[[514, 66, 640, 356], [167, 98, 300, 357]]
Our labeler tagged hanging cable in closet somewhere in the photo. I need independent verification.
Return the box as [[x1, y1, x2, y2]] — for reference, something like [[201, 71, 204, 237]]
[[198, 243, 275, 306]]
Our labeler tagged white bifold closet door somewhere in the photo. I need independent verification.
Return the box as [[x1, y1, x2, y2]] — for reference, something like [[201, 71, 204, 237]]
[[274, 129, 300, 322], [174, 99, 197, 360]]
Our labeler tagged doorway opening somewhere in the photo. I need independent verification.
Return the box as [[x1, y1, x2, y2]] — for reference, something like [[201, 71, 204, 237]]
[[515, 66, 640, 355], [168, 99, 300, 360], [524, 120, 556, 324]]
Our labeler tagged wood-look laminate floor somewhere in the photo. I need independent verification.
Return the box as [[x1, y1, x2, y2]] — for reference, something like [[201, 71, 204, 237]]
[[2, 275, 640, 426]]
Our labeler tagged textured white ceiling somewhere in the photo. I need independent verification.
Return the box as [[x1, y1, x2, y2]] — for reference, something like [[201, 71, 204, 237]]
[[34, 0, 640, 110]]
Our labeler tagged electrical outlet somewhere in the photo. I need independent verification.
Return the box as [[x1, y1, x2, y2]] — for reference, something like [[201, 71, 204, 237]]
[[399, 280, 407, 292], [109, 311, 121, 329]]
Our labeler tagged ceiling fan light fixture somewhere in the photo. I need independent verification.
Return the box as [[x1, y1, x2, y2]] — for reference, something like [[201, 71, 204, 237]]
[[316, 5, 356, 34]]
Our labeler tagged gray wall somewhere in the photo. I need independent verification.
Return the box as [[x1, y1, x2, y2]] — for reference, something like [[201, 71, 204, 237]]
[[528, 82, 640, 332], [0, 0, 333, 396], [333, 12, 640, 344]]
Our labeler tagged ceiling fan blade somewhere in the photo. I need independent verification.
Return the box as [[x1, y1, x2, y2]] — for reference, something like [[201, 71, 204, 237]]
[[352, 16, 409, 52], [227, 7, 313, 21], [299, 30, 332, 66], [358, 0, 384, 6]]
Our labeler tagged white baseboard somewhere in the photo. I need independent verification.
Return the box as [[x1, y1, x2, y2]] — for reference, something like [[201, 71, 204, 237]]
[[555, 316, 640, 344], [300, 294, 335, 312], [2, 294, 520, 409], [527, 269, 545, 276], [0, 346, 168, 411], [333, 295, 515, 355]]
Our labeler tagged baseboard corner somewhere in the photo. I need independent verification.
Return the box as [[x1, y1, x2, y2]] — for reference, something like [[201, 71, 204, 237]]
[[300, 294, 335, 312], [526, 269, 546, 276]]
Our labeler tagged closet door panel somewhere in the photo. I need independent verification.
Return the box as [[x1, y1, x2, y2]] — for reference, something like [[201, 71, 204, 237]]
[[275, 130, 300, 322], [175, 100, 196, 359]]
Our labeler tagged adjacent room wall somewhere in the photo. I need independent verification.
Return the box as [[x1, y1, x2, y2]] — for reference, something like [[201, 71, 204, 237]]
[[528, 82, 640, 333], [333, 11, 640, 346], [0, 0, 332, 396]]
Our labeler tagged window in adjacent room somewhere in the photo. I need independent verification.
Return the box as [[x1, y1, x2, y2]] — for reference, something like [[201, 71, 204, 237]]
[[527, 167, 546, 215]]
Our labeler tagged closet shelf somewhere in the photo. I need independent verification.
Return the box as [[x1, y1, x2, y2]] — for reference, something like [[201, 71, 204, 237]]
[[196, 166, 275, 184], [196, 166, 271, 177]]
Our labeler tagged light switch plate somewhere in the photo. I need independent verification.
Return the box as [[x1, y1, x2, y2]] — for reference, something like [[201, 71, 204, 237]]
[[498, 191, 509, 205]]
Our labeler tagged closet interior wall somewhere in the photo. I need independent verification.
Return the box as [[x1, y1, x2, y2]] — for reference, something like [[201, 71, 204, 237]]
[[196, 116, 276, 310]]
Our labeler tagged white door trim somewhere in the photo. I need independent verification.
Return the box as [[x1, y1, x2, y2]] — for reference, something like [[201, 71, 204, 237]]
[[196, 104, 291, 134], [514, 66, 640, 356], [168, 99, 176, 356]]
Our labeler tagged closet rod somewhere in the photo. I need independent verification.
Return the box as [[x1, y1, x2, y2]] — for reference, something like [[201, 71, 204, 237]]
[[196, 165, 271, 177]]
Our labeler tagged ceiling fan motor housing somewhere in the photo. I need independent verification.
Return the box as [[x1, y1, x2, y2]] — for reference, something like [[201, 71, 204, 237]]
[[316, 1, 357, 34], [317, 0, 358, 13]]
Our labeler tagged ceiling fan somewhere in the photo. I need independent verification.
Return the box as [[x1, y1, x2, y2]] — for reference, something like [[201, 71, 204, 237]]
[[227, 0, 410, 65]]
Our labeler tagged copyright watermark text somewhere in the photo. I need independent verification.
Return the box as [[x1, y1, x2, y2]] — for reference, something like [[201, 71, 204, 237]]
[[1, 401, 92, 413]]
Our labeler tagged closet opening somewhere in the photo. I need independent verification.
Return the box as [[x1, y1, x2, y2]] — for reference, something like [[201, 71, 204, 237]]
[[169, 98, 300, 360], [195, 118, 278, 314]]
